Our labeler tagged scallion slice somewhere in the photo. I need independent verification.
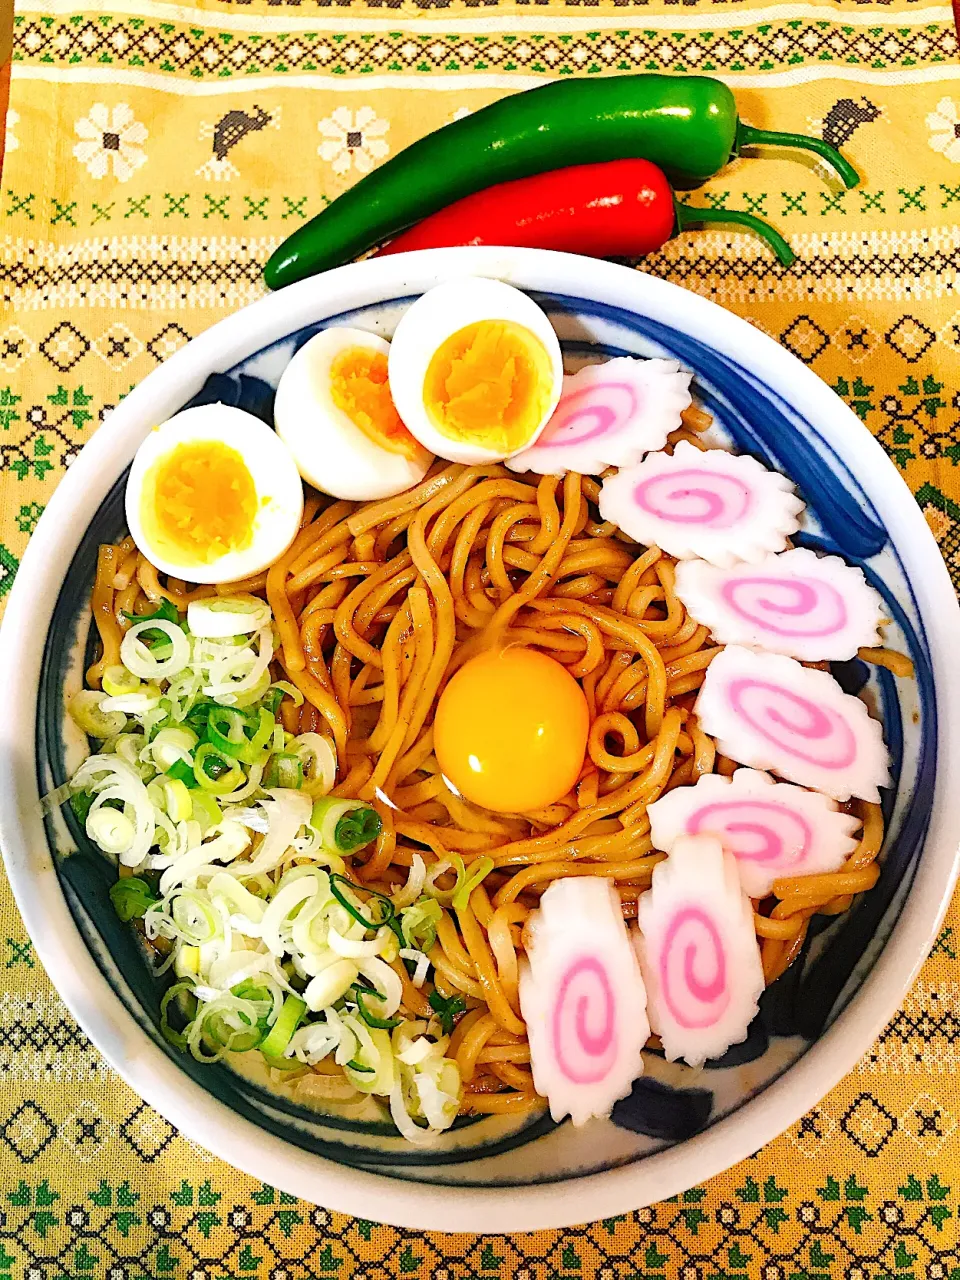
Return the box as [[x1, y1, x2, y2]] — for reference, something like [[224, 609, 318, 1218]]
[[204, 706, 248, 759], [263, 752, 303, 790], [122, 598, 180, 626], [352, 984, 401, 1031], [452, 856, 496, 911], [260, 994, 307, 1059], [311, 797, 381, 853], [193, 743, 245, 795], [329, 873, 395, 931], [335, 807, 382, 854]]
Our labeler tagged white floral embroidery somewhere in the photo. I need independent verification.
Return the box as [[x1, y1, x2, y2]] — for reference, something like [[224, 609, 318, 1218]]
[[317, 106, 389, 176], [927, 97, 960, 164], [5, 109, 18, 154], [73, 103, 148, 181]]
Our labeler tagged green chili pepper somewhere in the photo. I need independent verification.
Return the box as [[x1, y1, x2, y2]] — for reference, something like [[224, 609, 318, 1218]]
[[265, 73, 859, 288]]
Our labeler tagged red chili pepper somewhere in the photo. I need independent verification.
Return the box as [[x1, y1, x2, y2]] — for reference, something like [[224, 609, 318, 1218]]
[[378, 158, 794, 266]]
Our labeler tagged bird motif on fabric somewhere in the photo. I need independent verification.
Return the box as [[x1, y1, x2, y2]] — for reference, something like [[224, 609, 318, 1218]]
[[816, 98, 882, 151], [197, 105, 279, 181]]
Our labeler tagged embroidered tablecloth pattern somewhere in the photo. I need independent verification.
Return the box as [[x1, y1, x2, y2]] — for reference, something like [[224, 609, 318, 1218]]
[[2, 0, 960, 1275]]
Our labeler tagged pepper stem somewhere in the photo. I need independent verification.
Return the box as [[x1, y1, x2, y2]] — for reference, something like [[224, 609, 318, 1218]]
[[674, 202, 796, 267], [735, 123, 860, 190]]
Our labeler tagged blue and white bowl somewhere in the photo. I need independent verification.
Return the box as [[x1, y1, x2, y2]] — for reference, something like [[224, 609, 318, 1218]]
[[2, 248, 959, 1232]]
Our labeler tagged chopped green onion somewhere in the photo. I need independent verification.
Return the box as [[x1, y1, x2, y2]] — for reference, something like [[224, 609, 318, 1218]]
[[400, 897, 443, 952], [352, 985, 401, 1030], [311, 797, 381, 853], [263, 752, 303, 790], [109, 877, 159, 922], [204, 706, 248, 759], [102, 666, 141, 698], [152, 726, 198, 773], [69, 791, 94, 826], [452, 856, 496, 911], [88, 807, 136, 855], [174, 946, 201, 979], [335, 807, 381, 853], [329, 873, 394, 931], [428, 989, 467, 1036], [261, 687, 284, 716], [162, 778, 192, 822], [159, 980, 195, 1050], [186, 595, 271, 638], [237, 707, 274, 765], [69, 689, 127, 739], [263, 681, 304, 715], [232, 979, 271, 1003], [193, 743, 245, 795], [260, 994, 306, 1059], [346, 1058, 374, 1073], [123, 598, 180, 626], [190, 791, 223, 833], [165, 757, 197, 787]]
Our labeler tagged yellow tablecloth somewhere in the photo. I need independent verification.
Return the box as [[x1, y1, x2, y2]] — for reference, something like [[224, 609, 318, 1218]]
[[3, 0, 960, 1272]]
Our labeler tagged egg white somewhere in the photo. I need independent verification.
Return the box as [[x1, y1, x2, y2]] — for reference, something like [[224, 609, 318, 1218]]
[[387, 278, 564, 465], [125, 403, 304, 585], [274, 327, 433, 501]]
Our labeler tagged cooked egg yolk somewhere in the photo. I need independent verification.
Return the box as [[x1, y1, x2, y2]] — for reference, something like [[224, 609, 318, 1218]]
[[423, 320, 554, 453], [433, 647, 589, 814], [329, 346, 423, 460], [142, 439, 258, 566]]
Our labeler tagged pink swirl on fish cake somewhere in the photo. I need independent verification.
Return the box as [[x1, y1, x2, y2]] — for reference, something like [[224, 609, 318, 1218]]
[[508, 358, 692, 478], [537, 380, 641, 449], [599, 443, 804, 567], [660, 906, 730, 1031], [632, 468, 753, 529], [674, 552, 885, 662], [727, 678, 858, 771], [720, 575, 847, 639], [551, 955, 617, 1085], [696, 648, 888, 802], [688, 799, 813, 870]]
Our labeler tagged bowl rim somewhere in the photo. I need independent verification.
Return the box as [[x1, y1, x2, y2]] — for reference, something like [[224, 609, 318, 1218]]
[[1, 246, 959, 1232]]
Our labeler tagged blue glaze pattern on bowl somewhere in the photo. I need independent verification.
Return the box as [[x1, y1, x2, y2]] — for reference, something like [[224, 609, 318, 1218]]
[[36, 288, 934, 1188]]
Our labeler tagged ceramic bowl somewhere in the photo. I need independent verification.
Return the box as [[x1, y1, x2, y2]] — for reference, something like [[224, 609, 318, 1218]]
[[2, 248, 959, 1232]]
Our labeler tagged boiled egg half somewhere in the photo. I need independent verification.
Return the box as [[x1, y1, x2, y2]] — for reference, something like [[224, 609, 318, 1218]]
[[125, 403, 304, 584], [274, 327, 433, 501], [388, 278, 564, 465]]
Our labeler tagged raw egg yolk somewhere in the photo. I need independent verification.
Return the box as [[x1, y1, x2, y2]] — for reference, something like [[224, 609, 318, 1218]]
[[330, 346, 423, 461], [423, 320, 554, 454], [433, 647, 589, 814], [142, 439, 258, 566]]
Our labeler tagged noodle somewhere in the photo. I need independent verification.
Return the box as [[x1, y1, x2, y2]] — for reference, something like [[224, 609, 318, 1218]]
[[88, 458, 895, 1117]]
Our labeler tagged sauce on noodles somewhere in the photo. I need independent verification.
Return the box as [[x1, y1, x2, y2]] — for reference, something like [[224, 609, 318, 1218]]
[[84, 423, 897, 1117]]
